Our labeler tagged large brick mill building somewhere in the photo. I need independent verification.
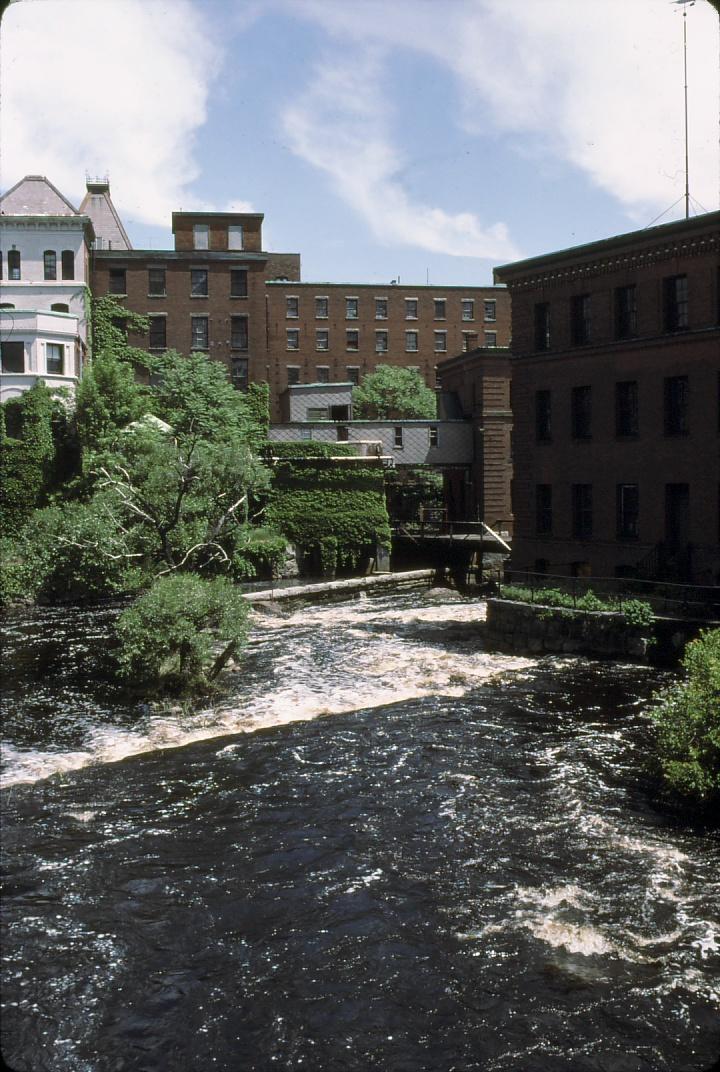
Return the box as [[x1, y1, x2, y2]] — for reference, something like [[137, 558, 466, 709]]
[[494, 211, 720, 585], [83, 181, 510, 420]]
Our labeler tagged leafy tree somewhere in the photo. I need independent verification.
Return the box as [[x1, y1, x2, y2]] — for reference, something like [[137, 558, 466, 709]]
[[0, 383, 57, 535], [649, 628, 720, 809], [147, 349, 256, 441], [114, 573, 250, 692], [353, 365, 436, 420]]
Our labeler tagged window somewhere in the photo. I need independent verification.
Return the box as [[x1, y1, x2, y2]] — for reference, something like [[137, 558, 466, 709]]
[[227, 225, 243, 250], [148, 267, 166, 296], [191, 269, 208, 297], [663, 274, 688, 332], [316, 365, 330, 383], [434, 330, 447, 352], [375, 298, 388, 319], [231, 357, 248, 391], [461, 299, 474, 321], [287, 366, 300, 385], [51, 303, 69, 313], [337, 426, 349, 442], [286, 329, 299, 350], [571, 385, 592, 439], [1, 341, 24, 372], [346, 366, 360, 385], [462, 332, 478, 352], [616, 484, 639, 539], [346, 297, 358, 319], [315, 297, 329, 318], [112, 317, 127, 336], [483, 299, 497, 322], [664, 375, 689, 435], [193, 224, 209, 250], [346, 329, 359, 351], [434, 299, 446, 320], [108, 268, 126, 295], [230, 269, 248, 298], [394, 426, 404, 448], [43, 250, 57, 280], [665, 483, 690, 547], [535, 390, 552, 441], [231, 316, 248, 350], [191, 316, 209, 350], [8, 250, 21, 280], [316, 329, 329, 351], [148, 316, 167, 349], [405, 298, 418, 319], [534, 302, 550, 351], [405, 331, 418, 352], [429, 426, 439, 447], [375, 330, 388, 353], [572, 484, 593, 540], [536, 485, 552, 535], [0, 303, 14, 309], [46, 343, 64, 375], [615, 381, 638, 437], [570, 294, 591, 345], [286, 296, 299, 318], [307, 406, 328, 420], [615, 285, 637, 339], [484, 331, 497, 347], [61, 250, 75, 280]]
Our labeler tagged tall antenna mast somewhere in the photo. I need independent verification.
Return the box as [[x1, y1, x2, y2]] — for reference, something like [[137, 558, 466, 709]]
[[673, 0, 695, 218]]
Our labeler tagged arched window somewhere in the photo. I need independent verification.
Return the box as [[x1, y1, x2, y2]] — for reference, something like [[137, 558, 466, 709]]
[[0, 302, 15, 310], [8, 250, 21, 279], [61, 250, 75, 280], [44, 250, 57, 280], [51, 302, 70, 313]]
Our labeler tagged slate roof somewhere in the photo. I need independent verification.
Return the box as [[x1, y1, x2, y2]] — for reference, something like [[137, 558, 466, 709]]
[[79, 180, 132, 250], [0, 175, 80, 216]]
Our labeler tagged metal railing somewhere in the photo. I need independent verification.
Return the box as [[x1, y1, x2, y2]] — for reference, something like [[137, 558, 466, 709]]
[[499, 569, 720, 622]]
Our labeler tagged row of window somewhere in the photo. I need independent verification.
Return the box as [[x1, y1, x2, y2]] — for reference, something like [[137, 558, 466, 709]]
[[298, 415, 440, 449], [1, 340, 68, 375], [533, 274, 692, 352], [3, 249, 75, 281], [286, 296, 497, 322], [287, 328, 497, 353], [535, 482, 690, 543], [144, 315, 249, 351], [535, 376, 691, 441], [191, 224, 244, 251], [287, 365, 362, 386], [108, 267, 249, 299]]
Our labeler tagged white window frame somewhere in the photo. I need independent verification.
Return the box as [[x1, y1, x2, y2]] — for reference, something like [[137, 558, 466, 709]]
[[346, 366, 360, 385], [315, 296, 329, 319], [193, 224, 209, 250], [345, 297, 359, 320], [346, 329, 359, 351], [429, 426, 439, 448], [191, 315, 209, 351], [287, 365, 301, 385], [375, 329, 388, 353], [461, 299, 475, 321], [45, 341, 65, 375], [405, 298, 418, 320], [316, 329, 329, 351], [375, 297, 388, 320], [434, 330, 447, 352], [286, 296, 299, 319], [484, 331, 497, 347], [227, 224, 244, 250], [483, 299, 497, 322], [405, 330, 418, 352], [286, 329, 300, 350], [315, 365, 330, 383]]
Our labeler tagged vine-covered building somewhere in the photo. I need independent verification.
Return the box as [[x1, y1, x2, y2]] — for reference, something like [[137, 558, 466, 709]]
[[494, 211, 720, 584], [0, 176, 94, 402]]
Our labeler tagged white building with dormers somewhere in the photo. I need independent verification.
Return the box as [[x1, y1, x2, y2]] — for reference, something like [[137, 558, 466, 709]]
[[0, 175, 95, 402]]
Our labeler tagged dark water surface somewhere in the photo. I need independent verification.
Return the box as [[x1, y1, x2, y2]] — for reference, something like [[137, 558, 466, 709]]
[[1, 591, 718, 1071]]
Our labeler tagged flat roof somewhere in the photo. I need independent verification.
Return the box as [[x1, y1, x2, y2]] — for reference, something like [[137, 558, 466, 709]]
[[494, 210, 720, 280], [266, 281, 505, 290]]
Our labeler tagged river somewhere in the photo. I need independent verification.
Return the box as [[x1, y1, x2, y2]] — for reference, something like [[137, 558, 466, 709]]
[[1, 588, 718, 1071]]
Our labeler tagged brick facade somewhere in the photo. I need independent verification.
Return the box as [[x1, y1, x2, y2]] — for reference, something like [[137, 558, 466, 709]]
[[494, 211, 720, 584]]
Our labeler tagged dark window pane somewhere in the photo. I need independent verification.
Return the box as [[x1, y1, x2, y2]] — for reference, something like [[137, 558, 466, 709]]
[[663, 275, 689, 332], [570, 294, 591, 345], [61, 250, 75, 280], [1, 341, 25, 373], [615, 285, 636, 339], [535, 389, 552, 441], [615, 381, 638, 436], [108, 268, 126, 295], [534, 303, 550, 350], [231, 316, 248, 350], [46, 343, 64, 374], [230, 269, 248, 298], [43, 250, 57, 280], [8, 250, 21, 280], [572, 484, 593, 539], [148, 268, 166, 295], [616, 484, 639, 539], [191, 269, 208, 297], [148, 317, 166, 349], [287, 366, 300, 385], [664, 375, 689, 435], [231, 357, 248, 391], [571, 385, 592, 439], [536, 484, 552, 535], [191, 316, 208, 350]]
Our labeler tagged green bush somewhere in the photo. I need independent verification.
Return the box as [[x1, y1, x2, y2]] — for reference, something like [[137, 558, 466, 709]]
[[497, 584, 654, 626], [230, 526, 288, 580], [114, 573, 250, 693], [649, 629, 720, 808]]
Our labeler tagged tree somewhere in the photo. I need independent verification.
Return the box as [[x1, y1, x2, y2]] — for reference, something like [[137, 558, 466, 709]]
[[353, 365, 436, 420]]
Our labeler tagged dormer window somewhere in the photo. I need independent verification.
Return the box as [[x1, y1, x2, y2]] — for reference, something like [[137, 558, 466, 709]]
[[228, 225, 243, 250], [193, 224, 209, 250], [44, 251, 57, 280]]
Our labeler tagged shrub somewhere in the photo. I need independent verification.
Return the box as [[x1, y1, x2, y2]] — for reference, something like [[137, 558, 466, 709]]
[[497, 584, 653, 626], [114, 574, 250, 693], [649, 629, 720, 809]]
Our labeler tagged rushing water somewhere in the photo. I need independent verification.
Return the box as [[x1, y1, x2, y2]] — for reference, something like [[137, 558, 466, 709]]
[[1, 589, 718, 1072]]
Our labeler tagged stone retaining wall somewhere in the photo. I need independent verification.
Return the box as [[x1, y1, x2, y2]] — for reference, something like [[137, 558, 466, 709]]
[[485, 598, 652, 660]]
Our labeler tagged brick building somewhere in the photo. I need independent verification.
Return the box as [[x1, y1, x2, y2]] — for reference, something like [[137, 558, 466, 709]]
[[84, 182, 509, 419], [494, 211, 720, 584], [435, 347, 513, 531]]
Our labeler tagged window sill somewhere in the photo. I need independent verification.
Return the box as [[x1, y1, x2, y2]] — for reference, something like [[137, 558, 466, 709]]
[[190, 294, 209, 299], [108, 292, 127, 298], [147, 293, 167, 298], [230, 294, 248, 300]]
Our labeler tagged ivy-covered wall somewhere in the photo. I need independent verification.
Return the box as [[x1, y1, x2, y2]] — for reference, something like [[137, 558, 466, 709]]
[[263, 441, 391, 576], [0, 384, 58, 537]]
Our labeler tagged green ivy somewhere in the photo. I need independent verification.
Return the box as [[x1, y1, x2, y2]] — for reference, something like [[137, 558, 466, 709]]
[[498, 584, 654, 626], [0, 383, 57, 536]]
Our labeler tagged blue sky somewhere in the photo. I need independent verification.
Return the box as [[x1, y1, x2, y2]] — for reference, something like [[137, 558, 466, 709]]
[[2, 0, 718, 285]]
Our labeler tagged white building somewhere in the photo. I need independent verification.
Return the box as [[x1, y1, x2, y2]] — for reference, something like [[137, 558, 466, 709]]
[[1, 175, 94, 402]]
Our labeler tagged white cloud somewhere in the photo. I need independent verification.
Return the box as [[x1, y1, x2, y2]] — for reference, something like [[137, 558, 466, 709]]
[[281, 45, 522, 261], [287, 0, 719, 225], [0, 0, 237, 224]]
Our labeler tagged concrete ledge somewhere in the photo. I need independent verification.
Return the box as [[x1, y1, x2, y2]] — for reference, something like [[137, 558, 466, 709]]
[[244, 569, 436, 604], [485, 598, 653, 660]]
